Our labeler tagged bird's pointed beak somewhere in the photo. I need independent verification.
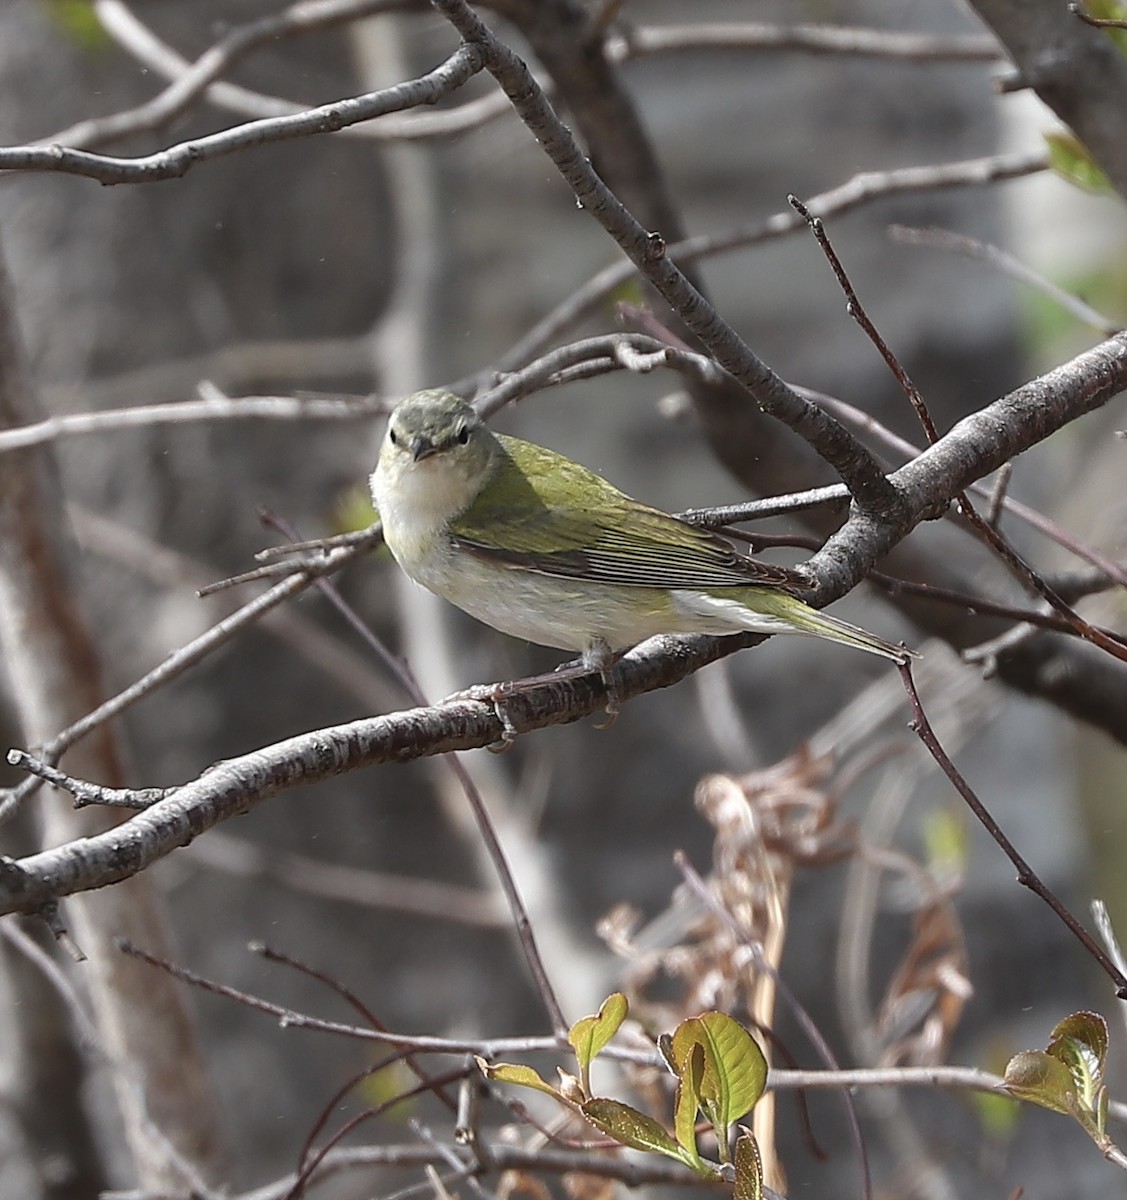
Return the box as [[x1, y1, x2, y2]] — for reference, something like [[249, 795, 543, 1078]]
[[410, 438, 437, 462]]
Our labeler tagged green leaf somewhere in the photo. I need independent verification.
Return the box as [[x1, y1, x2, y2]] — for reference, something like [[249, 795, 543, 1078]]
[[1047, 1011, 1109, 1136], [475, 1059, 562, 1101], [673, 1040, 705, 1169], [1003, 1011, 1110, 1143], [569, 992, 628, 1092], [733, 1130, 764, 1200], [671, 1013, 767, 1140], [1004, 1049, 1078, 1115], [1044, 132, 1114, 196], [581, 1098, 702, 1171]]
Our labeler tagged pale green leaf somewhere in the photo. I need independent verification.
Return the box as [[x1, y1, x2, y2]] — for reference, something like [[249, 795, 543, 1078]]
[[581, 1098, 699, 1169], [673, 1040, 705, 1168], [476, 1059, 561, 1100], [1047, 1011, 1109, 1136], [1004, 1049, 1077, 1116], [1044, 132, 1113, 196], [671, 1013, 767, 1134], [569, 993, 629, 1075], [733, 1130, 764, 1200]]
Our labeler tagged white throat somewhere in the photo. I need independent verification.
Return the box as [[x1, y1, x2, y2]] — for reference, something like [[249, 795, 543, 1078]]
[[371, 446, 491, 552]]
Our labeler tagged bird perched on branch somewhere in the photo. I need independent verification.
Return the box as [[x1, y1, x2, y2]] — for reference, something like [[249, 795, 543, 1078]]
[[370, 389, 913, 714]]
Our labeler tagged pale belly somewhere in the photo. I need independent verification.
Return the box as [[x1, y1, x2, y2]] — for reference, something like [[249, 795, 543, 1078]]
[[393, 534, 793, 655]]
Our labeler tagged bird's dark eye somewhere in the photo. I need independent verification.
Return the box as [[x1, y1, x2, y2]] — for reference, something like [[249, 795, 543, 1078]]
[[456, 423, 471, 445], [388, 428, 399, 446]]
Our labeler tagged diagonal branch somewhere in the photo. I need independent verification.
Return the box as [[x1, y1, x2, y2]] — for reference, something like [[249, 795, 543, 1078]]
[[807, 332, 1127, 597], [0, 632, 758, 916], [432, 0, 904, 519]]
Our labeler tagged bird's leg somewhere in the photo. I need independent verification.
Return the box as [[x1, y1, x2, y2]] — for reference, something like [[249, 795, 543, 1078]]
[[444, 639, 622, 741], [442, 679, 521, 750], [485, 682, 520, 752], [580, 637, 620, 728]]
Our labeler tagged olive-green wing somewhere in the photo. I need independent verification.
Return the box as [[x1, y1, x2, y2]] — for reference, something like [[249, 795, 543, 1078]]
[[449, 434, 804, 590]]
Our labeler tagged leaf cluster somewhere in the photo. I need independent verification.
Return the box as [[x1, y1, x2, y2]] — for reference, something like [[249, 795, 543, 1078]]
[[479, 993, 767, 1197], [1004, 1011, 1119, 1158]]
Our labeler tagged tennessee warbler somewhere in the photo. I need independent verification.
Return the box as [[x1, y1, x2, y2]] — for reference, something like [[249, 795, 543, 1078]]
[[370, 390, 913, 709]]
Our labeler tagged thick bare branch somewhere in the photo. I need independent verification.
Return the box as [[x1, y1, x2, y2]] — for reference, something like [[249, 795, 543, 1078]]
[[0, 632, 760, 915], [967, 0, 1127, 197]]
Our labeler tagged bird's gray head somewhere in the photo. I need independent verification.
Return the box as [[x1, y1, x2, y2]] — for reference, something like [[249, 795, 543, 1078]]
[[384, 390, 485, 463], [372, 390, 501, 529]]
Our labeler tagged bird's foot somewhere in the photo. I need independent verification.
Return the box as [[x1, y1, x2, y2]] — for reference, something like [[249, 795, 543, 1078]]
[[486, 683, 520, 752], [443, 680, 520, 751], [445, 640, 623, 742], [578, 638, 621, 728]]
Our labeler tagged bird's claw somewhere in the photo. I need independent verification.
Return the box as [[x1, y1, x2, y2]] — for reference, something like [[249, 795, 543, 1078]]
[[487, 684, 520, 752], [444, 681, 520, 750], [593, 676, 619, 730]]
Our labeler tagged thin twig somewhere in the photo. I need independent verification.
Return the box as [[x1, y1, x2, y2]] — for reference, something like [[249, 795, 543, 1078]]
[[889, 225, 1122, 336], [957, 496, 1127, 663], [796, 207, 1127, 661], [610, 23, 1003, 63], [1069, 2, 1127, 30], [0, 44, 486, 182], [897, 663, 1127, 998], [486, 152, 1045, 387], [90, 0, 522, 145], [985, 463, 1013, 527], [0, 389, 385, 456], [116, 940, 568, 1055], [260, 513, 568, 1037], [185, 835, 507, 927], [791, 196, 938, 444], [679, 485, 849, 525]]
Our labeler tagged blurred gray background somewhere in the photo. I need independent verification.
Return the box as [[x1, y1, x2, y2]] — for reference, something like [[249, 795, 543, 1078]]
[[0, 1, 1124, 1197]]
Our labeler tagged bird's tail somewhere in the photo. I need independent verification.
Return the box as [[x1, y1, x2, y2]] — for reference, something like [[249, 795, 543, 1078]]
[[787, 600, 917, 663]]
